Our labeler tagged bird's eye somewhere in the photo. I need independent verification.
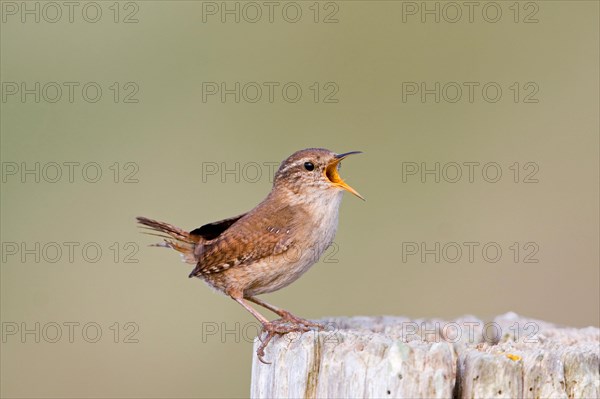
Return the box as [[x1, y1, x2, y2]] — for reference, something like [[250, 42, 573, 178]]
[[304, 162, 315, 171]]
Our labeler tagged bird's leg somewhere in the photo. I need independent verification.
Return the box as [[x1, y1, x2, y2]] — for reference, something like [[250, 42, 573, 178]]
[[231, 295, 270, 324], [245, 296, 325, 330], [230, 295, 310, 364]]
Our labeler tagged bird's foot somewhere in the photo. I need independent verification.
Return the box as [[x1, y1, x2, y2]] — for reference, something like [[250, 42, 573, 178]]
[[277, 310, 326, 331], [256, 319, 312, 364]]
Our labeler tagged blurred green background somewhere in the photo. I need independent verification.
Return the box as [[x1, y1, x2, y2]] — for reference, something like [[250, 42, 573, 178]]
[[1, 1, 598, 397]]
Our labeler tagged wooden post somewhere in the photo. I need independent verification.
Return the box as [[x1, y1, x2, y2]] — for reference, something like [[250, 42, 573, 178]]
[[251, 313, 599, 399]]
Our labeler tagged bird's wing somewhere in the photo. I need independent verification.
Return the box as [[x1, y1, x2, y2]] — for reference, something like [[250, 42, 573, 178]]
[[189, 204, 302, 277], [189, 213, 247, 240]]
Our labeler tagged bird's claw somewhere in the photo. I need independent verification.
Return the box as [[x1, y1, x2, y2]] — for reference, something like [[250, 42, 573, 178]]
[[256, 318, 320, 364], [257, 331, 276, 364]]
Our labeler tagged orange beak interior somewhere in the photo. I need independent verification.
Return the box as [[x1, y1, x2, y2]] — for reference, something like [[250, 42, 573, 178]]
[[324, 153, 364, 200]]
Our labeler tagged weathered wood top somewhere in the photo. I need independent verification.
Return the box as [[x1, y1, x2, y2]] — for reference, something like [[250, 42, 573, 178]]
[[251, 313, 599, 399]]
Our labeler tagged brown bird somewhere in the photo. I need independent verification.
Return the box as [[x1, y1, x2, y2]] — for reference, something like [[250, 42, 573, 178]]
[[137, 148, 363, 362]]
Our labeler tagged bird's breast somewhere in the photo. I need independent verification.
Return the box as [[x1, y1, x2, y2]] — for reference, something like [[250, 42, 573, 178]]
[[242, 192, 343, 296], [292, 189, 343, 249]]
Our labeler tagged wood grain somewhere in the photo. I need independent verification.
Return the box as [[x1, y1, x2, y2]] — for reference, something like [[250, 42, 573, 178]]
[[251, 313, 599, 399]]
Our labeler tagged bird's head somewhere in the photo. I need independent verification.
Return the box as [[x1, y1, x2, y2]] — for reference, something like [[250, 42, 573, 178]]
[[273, 148, 364, 201]]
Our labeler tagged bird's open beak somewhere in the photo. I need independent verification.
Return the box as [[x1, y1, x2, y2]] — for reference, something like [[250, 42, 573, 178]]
[[324, 151, 364, 200]]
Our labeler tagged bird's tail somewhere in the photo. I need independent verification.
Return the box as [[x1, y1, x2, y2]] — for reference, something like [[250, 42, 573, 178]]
[[136, 216, 199, 264]]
